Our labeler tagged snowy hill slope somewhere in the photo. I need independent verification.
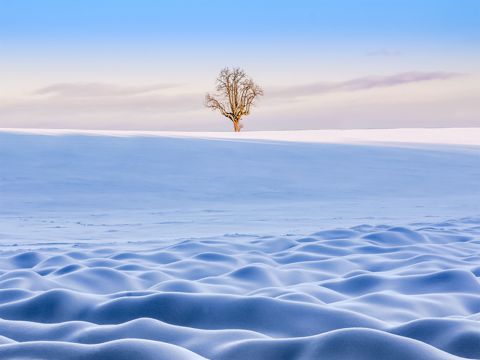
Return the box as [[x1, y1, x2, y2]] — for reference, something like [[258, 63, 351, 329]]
[[0, 128, 479, 359], [0, 128, 479, 241], [3, 127, 480, 146]]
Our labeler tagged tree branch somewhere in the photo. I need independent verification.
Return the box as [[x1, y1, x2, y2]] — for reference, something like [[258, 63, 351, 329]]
[[205, 67, 263, 131]]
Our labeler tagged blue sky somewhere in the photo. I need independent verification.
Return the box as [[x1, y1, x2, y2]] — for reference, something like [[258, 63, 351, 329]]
[[0, 0, 479, 130]]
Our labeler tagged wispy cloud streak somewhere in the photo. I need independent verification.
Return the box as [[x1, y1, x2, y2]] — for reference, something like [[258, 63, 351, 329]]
[[269, 72, 462, 99], [34, 83, 180, 98]]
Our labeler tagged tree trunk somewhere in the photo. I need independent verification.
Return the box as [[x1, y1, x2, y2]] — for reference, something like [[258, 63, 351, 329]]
[[233, 120, 241, 132]]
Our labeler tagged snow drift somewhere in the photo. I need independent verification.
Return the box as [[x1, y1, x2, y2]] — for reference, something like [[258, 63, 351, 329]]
[[0, 129, 479, 359]]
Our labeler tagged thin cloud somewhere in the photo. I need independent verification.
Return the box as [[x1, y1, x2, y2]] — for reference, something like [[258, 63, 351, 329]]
[[269, 72, 462, 99], [34, 83, 181, 98], [2, 93, 201, 114]]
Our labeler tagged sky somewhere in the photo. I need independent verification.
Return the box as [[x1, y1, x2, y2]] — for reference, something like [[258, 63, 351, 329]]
[[0, 0, 479, 131]]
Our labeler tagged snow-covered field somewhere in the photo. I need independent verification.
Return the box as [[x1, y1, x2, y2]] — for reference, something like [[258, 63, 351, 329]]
[[0, 128, 479, 359]]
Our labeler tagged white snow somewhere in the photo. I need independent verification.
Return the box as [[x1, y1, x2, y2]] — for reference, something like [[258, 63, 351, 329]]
[[2, 127, 480, 146], [0, 128, 479, 359]]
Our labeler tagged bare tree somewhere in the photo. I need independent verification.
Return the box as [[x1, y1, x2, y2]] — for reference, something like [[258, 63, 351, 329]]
[[205, 68, 264, 132]]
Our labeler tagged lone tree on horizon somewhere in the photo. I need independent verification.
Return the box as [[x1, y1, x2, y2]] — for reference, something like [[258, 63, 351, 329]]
[[205, 68, 264, 132]]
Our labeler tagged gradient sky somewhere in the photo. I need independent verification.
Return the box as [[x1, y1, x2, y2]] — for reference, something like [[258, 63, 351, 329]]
[[1, 0, 479, 131]]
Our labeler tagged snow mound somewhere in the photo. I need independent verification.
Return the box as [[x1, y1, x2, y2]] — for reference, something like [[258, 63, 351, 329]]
[[0, 130, 479, 359], [0, 220, 479, 359]]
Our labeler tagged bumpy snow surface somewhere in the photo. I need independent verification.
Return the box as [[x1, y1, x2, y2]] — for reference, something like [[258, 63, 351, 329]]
[[0, 129, 479, 359]]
